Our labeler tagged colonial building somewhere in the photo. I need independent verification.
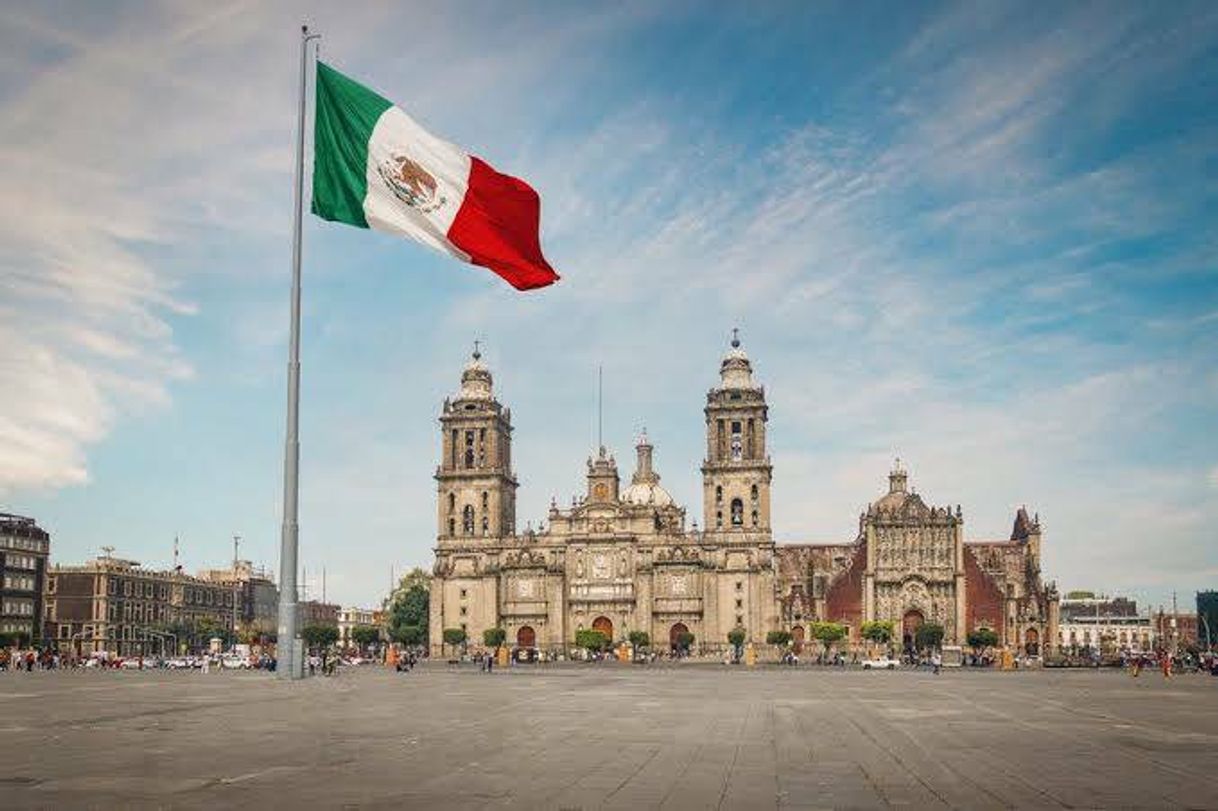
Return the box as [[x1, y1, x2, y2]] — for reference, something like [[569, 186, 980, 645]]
[[1057, 594, 1153, 654], [47, 554, 240, 656], [197, 560, 280, 638], [337, 606, 380, 648], [429, 338, 1058, 656], [0, 512, 51, 643]]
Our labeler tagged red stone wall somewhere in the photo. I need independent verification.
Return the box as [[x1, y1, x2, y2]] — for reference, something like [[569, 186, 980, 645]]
[[824, 541, 866, 633], [965, 546, 1006, 643]]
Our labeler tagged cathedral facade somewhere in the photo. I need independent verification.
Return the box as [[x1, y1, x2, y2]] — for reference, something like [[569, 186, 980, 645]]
[[428, 339, 1059, 657]]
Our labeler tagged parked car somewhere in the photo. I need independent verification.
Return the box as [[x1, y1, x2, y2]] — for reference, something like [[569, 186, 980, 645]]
[[861, 656, 898, 670]]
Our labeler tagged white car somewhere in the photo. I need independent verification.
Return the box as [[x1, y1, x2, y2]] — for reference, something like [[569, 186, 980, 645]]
[[861, 656, 898, 670]]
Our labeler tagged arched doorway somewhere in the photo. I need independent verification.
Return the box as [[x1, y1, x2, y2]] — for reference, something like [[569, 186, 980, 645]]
[[516, 626, 536, 649], [669, 622, 690, 652], [791, 625, 806, 654], [1024, 627, 1039, 656], [592, 616, 614, 643], [902, 610, 924, 652]]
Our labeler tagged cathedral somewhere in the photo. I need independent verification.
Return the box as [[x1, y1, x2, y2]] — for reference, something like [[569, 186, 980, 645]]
[[428, 337, 1059, 657]]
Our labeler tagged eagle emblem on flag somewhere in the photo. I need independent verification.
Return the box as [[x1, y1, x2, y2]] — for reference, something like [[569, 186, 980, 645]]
[[377, 154, 447, 214]]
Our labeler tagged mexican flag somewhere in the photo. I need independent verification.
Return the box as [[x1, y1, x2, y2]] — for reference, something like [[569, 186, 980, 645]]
[[311, 62, 559, 291]]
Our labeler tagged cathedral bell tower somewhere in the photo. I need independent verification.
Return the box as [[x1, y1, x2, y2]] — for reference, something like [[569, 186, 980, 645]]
[[702, 330, 772, 535], [436, 344, 517, 540]]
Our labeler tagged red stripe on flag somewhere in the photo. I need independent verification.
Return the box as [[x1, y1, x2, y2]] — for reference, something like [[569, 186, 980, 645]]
[[447, 157, 560, 291]]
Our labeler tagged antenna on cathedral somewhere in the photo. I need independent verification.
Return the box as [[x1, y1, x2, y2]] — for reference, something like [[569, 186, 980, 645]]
[[472, 339, 481, 360], [731, 327, 740, 348]]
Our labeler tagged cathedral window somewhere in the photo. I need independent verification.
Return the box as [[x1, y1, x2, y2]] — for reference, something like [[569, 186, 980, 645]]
[[730, 498, 743, 526], [747, 419, 755, 457], [462, 505, 475, 535], [464, 431, 475, 468], [715, 486, 722, 504], [730, 422, 743, 460], [481, 516, 489, 536], [716, 420, 726, 458], [751, 510, 759, 527], [448, 493, 456, 513], [716, 511, 723, 529], [448, 518, 455, 536], [451, 429, 459, 468], [735, 581, 742, 591], [750, 484, 758, 502]]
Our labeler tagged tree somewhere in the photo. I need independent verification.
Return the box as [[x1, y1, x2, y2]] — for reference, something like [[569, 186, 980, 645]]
[[442, 627, 467, 656], [811, 622, 847, 657], [575, 629, 609, 652], [967, 628, 999, 651], [861, 621, 894, 646], [196, 617, 235, 648], [351, 625, 381, 650], [0, 631, 30, 648], [392, 624, 425, 646], [483, 628, 506, 648], [385, 567, 430, 649], [627, 630, 650, 649], [727, 628, 746, 660], [766, 630, 792, 647], [674, 631, 695, 652], [301, 624, 339, 652], [914, 622, 945, 652]]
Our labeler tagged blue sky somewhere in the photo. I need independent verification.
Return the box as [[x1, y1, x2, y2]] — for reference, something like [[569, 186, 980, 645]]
[[1, 1, 1215, 611]]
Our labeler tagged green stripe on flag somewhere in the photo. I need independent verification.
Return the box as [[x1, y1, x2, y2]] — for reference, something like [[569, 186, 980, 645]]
[[311, 62, 393, 227]]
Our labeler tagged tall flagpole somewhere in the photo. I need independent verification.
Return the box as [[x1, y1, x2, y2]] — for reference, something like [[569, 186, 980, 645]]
[[277, 24, 319, 680]]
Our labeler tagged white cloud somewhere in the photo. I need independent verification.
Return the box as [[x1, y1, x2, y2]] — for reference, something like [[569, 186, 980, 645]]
[[1, 2, 1214, 610]]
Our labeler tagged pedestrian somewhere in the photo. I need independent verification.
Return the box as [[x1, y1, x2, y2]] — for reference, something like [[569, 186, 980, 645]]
[[486, 651, 494, 673], [931, 650, 942, 675]]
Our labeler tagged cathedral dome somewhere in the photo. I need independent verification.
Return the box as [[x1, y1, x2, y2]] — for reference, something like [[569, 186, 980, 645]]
[[621, 480, 675, 507], [622, 430, 675, 507], [873, 459, 913, 511]]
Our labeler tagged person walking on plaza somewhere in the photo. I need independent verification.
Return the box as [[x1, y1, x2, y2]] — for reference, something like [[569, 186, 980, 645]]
[[486, 651, 494, 673], [1161, 650, 1173, 679], [931, 650, 942, 675]]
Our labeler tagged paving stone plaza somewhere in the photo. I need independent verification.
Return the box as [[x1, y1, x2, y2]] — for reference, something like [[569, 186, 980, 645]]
[[2, 664, 1217, 809]]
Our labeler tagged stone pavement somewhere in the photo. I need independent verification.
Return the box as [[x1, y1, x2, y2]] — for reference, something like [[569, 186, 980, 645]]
[[1, 663, 1216, 809]]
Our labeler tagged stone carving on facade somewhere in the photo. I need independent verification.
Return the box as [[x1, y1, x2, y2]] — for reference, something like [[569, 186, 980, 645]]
[[503, 549, 547, 569], [591, 552, 610, 580], [655, 546, 701, 565]]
